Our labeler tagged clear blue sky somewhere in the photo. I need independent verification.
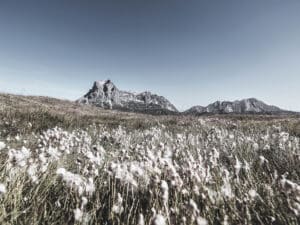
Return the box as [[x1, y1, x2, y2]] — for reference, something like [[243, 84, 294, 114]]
[[0, 0, 299, 111]]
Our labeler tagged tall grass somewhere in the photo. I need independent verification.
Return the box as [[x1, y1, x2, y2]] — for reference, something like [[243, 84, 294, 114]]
[[0, 95, 299, 224]]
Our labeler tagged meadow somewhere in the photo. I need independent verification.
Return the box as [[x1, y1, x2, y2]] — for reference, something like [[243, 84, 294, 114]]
[[0, 94, 299, 225]]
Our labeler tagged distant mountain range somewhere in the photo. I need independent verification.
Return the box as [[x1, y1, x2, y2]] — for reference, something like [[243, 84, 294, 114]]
[[183, 98, 289, 115], [78, 80, 297, 115]]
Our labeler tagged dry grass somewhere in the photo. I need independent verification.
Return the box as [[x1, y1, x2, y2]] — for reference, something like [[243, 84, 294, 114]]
[[0, 93, 299, 225]]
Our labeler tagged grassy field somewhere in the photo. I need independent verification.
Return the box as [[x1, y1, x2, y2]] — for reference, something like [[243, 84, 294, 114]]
[[0, 93, 299, 225]]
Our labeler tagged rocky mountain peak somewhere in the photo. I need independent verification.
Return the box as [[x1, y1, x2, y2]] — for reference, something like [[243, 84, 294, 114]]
[[77, 79, 178, 114]]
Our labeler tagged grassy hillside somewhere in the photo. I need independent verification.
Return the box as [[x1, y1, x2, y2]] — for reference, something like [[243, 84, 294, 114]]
[[0, 93, 299, 225]]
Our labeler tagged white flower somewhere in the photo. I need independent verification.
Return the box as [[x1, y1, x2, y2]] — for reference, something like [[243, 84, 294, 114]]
[[47, 146, 61, 160], [8, 147, 31, 167], [248, 189, 258, 200], [86, 151, 102, 165], [161, 180, 169, 204], [27, 163, 38, 183], [253, 143, 259, 151], [280, 177, 300, 194], [56, 168, 93, 196], [223, 215, 229, 225], [196, 217, 208, 225], [234, 157, 242, 176], [189, 199, 199, 215], [259, 155, 268, 165], [0, 141, 6, 150], [74, 208, 83, 221], [279, 132, 289, 142], [137, 213, 145, 225], [56, 168, 67, 176], [112, 193, 124, 215], [85, 177, 95, 195], [152, 214, 166, 225], [0, 183, 7, 194], [55, 200, 61, 208], [81, 197, 88, 208], [181, 188, 189, 195], [221, 181, 234, 199]]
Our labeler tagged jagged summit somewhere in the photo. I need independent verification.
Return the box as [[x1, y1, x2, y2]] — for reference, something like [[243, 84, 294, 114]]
[[77, 80, 178, 114], [184, 98, 285, 115]]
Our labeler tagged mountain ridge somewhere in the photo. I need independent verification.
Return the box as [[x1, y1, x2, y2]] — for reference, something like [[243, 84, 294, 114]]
[[77, 79, 298, 116], [183, 98, 296, 115]]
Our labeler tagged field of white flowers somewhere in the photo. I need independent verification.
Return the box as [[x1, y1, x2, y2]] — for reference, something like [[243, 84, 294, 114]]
[[0, 114, 299, 225], [0, 95, 299, 225]]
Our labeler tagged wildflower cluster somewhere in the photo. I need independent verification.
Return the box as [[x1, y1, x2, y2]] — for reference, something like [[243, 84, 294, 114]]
[[0, 118, 299, 224]]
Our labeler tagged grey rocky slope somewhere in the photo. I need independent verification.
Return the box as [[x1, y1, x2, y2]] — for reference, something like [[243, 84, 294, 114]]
[[77, 80, 178, 114], [184, 98, 292, 115]]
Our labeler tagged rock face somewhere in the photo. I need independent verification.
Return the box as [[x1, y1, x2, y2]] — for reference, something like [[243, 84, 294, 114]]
[[184, 98, 285, 115], [184, 106, 206, 115], [77, 80, 178, 114]]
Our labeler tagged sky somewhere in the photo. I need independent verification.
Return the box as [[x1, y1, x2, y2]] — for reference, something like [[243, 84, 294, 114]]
[[0, 0, 300, 111]]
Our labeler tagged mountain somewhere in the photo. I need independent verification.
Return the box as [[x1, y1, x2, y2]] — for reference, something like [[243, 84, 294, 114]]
[[77, 80, 178, 115], [77, 81, 297, 116], [184, 105, 206, 115], [184, 98, 291, 115]]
